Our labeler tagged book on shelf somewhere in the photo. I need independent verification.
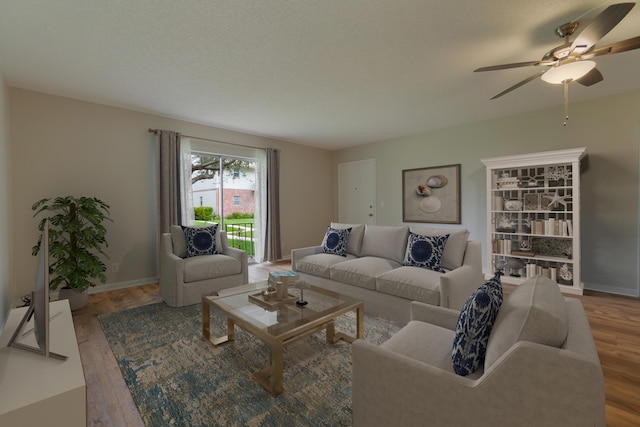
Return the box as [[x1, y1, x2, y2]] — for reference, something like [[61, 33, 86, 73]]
[[511, 250, 535, 257]]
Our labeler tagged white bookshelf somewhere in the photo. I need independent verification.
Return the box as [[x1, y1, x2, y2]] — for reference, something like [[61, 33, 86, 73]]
[[0, 299, 86, 426], [481, 148, 587, 295]]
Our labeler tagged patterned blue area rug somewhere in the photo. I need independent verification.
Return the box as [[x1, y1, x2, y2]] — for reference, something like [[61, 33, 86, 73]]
[[99, 302, 403, 427]]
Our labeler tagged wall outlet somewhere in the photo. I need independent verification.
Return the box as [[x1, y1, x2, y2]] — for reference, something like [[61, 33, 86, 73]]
[[111, 263, 119, 273]]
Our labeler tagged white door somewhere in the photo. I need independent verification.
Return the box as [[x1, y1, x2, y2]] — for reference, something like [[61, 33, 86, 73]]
[[338, 159, 376, 224]]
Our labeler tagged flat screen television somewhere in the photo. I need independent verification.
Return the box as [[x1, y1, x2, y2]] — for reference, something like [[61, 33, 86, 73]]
[[7, 219, 67, 360]]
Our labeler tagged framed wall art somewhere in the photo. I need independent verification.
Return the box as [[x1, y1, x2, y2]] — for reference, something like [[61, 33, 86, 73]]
[[402, 164, 461, 224]]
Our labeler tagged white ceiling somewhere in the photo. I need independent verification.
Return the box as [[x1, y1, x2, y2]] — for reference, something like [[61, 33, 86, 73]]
[[1, 1, 640, 150]]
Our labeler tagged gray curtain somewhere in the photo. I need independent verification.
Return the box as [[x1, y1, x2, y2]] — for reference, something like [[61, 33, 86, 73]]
[[263, 148, 281, 262], [157, 130, 182, 235]]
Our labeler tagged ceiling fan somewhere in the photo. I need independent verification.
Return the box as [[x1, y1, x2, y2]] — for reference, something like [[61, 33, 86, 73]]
[[474, 2, 640, 124]]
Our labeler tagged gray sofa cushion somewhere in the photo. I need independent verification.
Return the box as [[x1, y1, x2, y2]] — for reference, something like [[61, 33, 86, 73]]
[[410, 227, 469, 271], [381, 320, 484, 380], [375, 266, 441, 306], [360, 225, 409, 264], [295, 253, 358, 278], [183, 254, 241, 283], [484, 276, 569, 370], [330, 257, 400, 290], [330, 222, 365, 256]]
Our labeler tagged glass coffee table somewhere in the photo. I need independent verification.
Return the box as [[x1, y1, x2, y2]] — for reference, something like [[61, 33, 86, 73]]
[[202, 281, 364, 396]]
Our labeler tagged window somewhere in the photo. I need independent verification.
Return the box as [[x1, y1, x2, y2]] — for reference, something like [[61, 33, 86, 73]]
[[189, 151, 257, 258]]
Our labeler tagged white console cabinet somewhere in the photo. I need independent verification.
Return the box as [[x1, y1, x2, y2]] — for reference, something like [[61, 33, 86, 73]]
[[481, 148, 587, 295], [0, 299, 86, 426]]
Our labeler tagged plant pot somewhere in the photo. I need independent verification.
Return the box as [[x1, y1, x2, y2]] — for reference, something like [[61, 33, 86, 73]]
[[58, 288, 89, 310]]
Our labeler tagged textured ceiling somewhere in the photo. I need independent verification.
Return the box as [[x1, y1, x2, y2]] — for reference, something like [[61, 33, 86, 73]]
[[1, 1, 640, 150]]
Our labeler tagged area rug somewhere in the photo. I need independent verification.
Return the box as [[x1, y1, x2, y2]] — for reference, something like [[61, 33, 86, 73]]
[[99, 302, 404, 427]]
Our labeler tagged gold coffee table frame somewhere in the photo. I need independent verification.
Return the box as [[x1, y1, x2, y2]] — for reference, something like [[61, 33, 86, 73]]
[[202, 281, 364, 396]]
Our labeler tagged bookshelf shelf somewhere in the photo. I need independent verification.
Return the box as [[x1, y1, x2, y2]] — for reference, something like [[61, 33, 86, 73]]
[[481, 148, 587, 295]]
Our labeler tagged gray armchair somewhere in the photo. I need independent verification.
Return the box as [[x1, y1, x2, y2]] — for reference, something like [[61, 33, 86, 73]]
[[159, 226, 248, 307], [352, 276, 605, 427]]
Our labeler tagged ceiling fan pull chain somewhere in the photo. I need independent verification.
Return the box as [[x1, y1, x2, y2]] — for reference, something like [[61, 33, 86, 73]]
[[563, 80, 569, 126]]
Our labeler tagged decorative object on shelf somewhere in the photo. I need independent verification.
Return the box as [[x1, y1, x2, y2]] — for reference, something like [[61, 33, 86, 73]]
[[522, 217, 532, 233], [542, 192, 572, 210], [32, 196, 112, 310], [532, 238, 572, 257], [558, 263, 573, 285], [506, 258, 525, 277], [523, 193, 541, 211], [496, 171, 519, 189], [494, 259, 506, 273], [402, 164, 461, 224], [496, 215, 516, 233], [504, 200, 523, 211], [547, 166, 572, 182], [519, 239, 532, 251], [296, 280, 312, 306]]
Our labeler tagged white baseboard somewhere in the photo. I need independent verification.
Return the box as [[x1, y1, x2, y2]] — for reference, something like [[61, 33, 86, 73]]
[[88, 277, 158, 294]]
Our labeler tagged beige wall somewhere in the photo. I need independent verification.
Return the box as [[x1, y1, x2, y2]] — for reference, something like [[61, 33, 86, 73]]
[[9, 88, 333, 298], [0, 75, 13, 330], [332, 90, 640, 296]]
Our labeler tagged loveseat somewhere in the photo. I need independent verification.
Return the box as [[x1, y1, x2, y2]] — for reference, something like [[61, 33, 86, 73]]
[[160, 225, 248, 307], [352, 276, 605, 426], [291, 223, 483, 323]]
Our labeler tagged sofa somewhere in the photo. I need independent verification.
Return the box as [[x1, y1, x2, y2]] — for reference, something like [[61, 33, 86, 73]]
[[160, 225, 248, 307], [352, 276, 606, 427], [291, 223, 483, 323]]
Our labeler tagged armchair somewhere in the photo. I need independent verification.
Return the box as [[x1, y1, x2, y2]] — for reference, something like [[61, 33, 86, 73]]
[[352, 276, 605, 427], [159, 226, 248, 307]]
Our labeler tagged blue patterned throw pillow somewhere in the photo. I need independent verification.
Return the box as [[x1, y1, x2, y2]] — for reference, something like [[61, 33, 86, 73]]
[[452, 272, 503, 376], [322, 227, 352, 257], [182, 224, 219, 258], [402, 232, 449, 273]]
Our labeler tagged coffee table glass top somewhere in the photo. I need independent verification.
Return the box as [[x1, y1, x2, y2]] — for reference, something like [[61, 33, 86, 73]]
[[204, 280, 362, 338]]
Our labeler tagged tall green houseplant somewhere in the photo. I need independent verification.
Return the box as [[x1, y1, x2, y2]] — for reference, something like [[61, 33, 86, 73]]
[[32, 196, 112, 294]]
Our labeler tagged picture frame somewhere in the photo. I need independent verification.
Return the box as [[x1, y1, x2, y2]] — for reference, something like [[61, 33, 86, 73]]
[[402, 164, 461, 224]]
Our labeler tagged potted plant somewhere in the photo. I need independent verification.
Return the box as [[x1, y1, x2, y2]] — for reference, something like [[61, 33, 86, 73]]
[[32, 196, 112, 310]]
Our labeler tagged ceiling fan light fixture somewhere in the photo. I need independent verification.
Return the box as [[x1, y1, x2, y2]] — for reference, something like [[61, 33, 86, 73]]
[[541, 61, 597, 84]]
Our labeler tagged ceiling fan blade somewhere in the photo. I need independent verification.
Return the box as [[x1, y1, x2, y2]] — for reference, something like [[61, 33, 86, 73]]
[[474, 60, 542, 72], [490, 70, 548, 99], [586, 35, 640, 58], [571, 3, 635, 53], [576, 68, 604, 86]]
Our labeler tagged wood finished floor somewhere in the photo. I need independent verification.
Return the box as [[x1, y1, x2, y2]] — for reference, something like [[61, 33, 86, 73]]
[[72, 263, 640, 427]]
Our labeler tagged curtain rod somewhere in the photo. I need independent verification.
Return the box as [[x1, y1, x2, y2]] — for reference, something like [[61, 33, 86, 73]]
[[148, 128, 266, 151]]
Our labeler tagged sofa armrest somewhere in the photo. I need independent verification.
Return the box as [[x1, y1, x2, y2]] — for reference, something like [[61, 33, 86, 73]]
[[439, 240, 483, 310], [159, 233, 185, 306], [291, 245, 322, 271], [352, 339, 473, 427], [410, 301, 459, 330]]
